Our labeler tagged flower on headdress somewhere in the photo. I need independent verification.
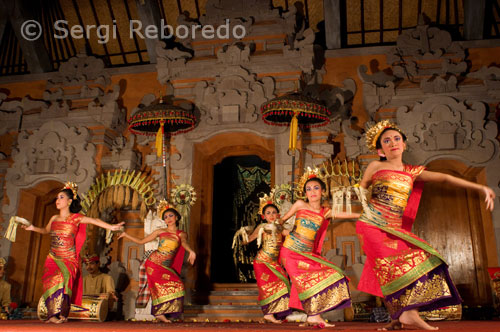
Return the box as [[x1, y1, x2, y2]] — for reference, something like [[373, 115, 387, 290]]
[[62, 181, 78, 199]]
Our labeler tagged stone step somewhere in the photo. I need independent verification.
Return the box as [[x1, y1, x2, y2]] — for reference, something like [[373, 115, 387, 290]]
[[184, 304, 262, 322], [192, 288, 259, 306]]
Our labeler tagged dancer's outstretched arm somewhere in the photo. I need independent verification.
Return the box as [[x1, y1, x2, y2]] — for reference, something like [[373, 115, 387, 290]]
[[418, 170, 496, 211]]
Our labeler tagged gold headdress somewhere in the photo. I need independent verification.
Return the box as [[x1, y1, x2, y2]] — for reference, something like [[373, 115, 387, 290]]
[[365, 120, 406, 151], [295, 166, 328, 200], [0, 257, 6, 267], [258, 184, 293, 214], [62, 181, 78, 199], [258, 193, 274, 214], [157, 199, 177, 219]]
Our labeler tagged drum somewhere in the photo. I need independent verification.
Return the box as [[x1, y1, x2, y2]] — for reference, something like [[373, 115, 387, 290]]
[[37, 294, 109, 322]]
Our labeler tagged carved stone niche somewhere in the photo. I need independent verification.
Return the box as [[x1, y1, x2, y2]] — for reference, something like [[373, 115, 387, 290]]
[[397, 96, 499, 166], [194, 66, 275, 125], [35, 54, 127, 133], [2, 120, 97, 217], [100, 134, 141, 170]]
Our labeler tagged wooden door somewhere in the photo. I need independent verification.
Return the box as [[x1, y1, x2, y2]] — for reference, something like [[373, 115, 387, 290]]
[[413, 160, 494, 305]]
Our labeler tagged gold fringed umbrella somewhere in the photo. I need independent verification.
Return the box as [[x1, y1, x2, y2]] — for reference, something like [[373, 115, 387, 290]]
[[260, 92, 330, 198], [128, 100, 196, 196]]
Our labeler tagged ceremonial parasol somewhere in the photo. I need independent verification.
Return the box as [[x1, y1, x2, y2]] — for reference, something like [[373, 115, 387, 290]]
[[261, 91, 330, 198], [128, 99, 196, 195]]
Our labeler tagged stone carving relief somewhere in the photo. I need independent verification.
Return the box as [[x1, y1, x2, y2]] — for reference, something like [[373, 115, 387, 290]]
[[0, 94, 47, 135], [200, 0, 280, 26], [397, 96, 499, 165], [17, 54, 128, 133], [386, 17, 466, 93], [467, 66, 500, 99], [156, 42, 193, 84], [2, 121, 97, 216], [194, 66, 275, 125], [216, 43, 252, 65], [358, 18, 469, 118], [47, 53, 110, 87], [100, 134, 141, 170]]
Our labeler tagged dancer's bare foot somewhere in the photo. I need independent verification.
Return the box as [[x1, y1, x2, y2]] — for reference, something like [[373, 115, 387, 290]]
[[299, 314, 335, 328], [263, 314, 282, 324], [155, 315, 171, 323], [399, 310, 438, 330], [377, 320, 402, 330], [55, 316, 67, 324], [46, 316, 60, 324]]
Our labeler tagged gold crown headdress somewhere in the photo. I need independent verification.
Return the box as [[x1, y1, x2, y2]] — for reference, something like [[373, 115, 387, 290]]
[[365, 120, 406, 151], [258, 184, 292, 214], [0, 257, 6, 267], [258, 193, 274, 214], [157, 199, 178, 219], [62, 181, 78, 199], [295, 166, 328, 199]]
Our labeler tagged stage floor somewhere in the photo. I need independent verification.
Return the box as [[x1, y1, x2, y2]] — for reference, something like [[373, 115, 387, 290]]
[[1, 320, 500, 332]]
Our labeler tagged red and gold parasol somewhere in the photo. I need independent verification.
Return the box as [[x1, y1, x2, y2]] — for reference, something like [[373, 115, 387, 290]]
[[261, 91, 330, 198], [128, 100, 196, 195]]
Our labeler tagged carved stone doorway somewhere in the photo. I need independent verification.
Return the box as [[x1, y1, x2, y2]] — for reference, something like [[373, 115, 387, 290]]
[[191, 132, 275, 291], [413, 160, 496, 306], [9, 180, 62, 307]]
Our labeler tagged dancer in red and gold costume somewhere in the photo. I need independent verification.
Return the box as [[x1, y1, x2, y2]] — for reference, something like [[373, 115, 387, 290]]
[[356, 120, 496, 330], [279, 169, 359, 328], [119, 200, 196, 323], [244, 194, 291, 323], [23, 182, 124, 324]]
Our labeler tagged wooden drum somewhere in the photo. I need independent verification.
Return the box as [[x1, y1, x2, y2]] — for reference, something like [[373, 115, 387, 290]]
[[37, 294, 109, 322]]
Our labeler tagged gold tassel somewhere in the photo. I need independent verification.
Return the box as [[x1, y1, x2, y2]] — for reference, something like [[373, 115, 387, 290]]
[[155, 122, 164, 157], [288, 113, 298, 151]]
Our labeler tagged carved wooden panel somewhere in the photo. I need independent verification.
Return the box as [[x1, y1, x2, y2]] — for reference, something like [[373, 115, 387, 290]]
[[413, 160, 493, 305]]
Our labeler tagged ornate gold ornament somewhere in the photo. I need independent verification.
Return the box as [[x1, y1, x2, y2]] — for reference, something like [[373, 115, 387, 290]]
[[365, 119, 406, 151]]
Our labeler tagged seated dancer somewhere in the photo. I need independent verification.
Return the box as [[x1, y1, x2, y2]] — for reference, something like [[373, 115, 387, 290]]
[[22, 182, 124, 324], [119, 200, 196, 323], [83, 254, 118, 309], [243, 194, 291, 323], [356, 120, 496, 330], [279, 169, 360, 328], [0, 258, 11, 315]]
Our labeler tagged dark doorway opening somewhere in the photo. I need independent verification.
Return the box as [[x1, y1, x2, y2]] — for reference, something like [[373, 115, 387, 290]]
[[210, 155, 271, 283]]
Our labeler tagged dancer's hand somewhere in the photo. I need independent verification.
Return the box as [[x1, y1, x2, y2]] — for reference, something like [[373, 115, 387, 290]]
[[117, 232, 128, 240], [482, 185, 496, 211], [22, 224, 34, 231], [187, 251, 196, 265], [110, 222, 125, 231]]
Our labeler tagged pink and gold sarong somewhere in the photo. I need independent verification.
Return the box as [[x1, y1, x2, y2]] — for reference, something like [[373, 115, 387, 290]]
[[253, 226, 291, 318], [357, 165, 461, 319], [41, 213, 86, 320], [280, 209, 351, 315], [140, 230, 185, 317]]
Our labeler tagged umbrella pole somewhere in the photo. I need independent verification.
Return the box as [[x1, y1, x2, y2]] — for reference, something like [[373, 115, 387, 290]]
[[291, 151, 296, 201], [163, 132, 168, 198]]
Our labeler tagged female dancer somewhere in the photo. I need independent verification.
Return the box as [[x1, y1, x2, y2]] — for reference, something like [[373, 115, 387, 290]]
[[279, 171, 359, 328], [23, 182, 124, 324], [356, 120, 496, 330], [118, 200, 196, 323], [244, 197, 291, 323]]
